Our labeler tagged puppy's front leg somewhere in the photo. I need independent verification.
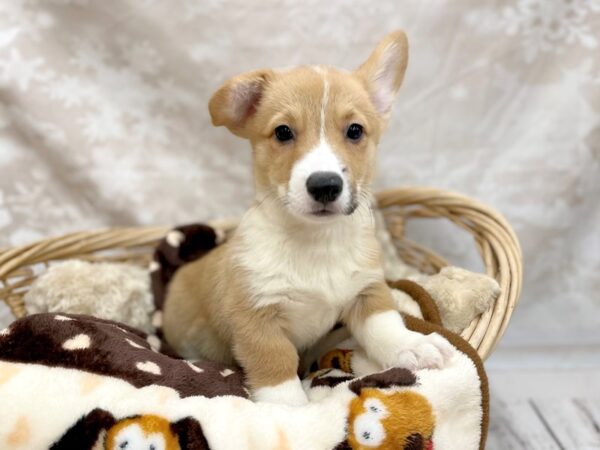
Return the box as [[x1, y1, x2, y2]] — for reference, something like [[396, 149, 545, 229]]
[[344, 282, 454, 371], [231, 304, 308, 406]]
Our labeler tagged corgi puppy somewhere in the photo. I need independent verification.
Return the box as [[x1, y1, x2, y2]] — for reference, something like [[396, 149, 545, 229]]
[[163, 31, 453, 406]]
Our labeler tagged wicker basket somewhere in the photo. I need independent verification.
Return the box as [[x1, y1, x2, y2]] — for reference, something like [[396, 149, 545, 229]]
[[0, 187, 522, 360]]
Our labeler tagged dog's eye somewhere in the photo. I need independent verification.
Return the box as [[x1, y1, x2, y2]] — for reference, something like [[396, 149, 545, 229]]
[[274, 125, 294, 142], [346, 123, 363, 141]]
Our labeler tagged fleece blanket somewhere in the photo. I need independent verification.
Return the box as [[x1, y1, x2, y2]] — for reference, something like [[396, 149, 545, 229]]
[[0, 224, 489, 450]]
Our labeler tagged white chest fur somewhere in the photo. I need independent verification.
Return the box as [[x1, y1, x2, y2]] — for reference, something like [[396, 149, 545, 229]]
[[233, 202, 384, 350]]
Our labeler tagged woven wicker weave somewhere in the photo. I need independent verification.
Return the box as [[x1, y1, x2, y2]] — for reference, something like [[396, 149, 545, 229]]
[[0, 187, 522, 360]]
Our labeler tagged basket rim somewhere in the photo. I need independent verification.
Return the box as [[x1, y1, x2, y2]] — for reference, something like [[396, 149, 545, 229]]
[[376, 186, 523, 357]]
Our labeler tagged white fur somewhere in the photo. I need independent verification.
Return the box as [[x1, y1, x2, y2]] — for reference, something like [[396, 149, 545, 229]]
[[253, 377, 308, 406], [352, 310, 454, 371], [390, 289, 423, 319], [286, 68, 352, 216], [235, 197, 382, 351], [315, 66, 329, 140], [287, 141, 352, 216]]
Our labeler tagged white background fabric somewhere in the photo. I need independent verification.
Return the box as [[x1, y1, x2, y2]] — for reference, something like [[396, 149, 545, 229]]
[[0, 0, 598, 354]]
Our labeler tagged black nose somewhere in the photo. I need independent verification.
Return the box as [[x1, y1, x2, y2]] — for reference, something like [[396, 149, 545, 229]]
[[306, 172, 343, 204]]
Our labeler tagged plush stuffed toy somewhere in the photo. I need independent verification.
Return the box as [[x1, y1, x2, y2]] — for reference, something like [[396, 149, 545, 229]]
[[373, 210, 500, 332], [2, 222, 493, 449], [1, 288, 488, 449], [25, 260, 155, 334]]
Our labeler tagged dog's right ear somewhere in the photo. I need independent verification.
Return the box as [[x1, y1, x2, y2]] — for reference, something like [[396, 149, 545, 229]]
[[208, 69, 274, 138]]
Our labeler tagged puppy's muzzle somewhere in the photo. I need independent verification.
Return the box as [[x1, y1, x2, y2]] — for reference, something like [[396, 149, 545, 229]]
[[306, 171, 343, 204]]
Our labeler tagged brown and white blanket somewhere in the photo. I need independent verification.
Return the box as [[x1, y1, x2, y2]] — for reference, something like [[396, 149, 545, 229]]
[[0, 224, 489, 450]]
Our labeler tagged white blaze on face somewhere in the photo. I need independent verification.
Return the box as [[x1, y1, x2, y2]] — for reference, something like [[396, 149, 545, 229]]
[[286, 67, 352, 217], [317, 66, 329, 142]]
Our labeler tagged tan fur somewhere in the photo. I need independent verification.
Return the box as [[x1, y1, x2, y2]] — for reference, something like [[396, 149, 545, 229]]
[[163, 245, 234, 364], [209, 66, 383, 197], [163, 238, 301, 390], [164, 31, 415, 395]]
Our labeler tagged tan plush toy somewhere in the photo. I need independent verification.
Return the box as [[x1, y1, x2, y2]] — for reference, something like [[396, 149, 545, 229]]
[[24, 260, 156, 334], [374, 210, 500, 333], [347, 388, 434, 450]]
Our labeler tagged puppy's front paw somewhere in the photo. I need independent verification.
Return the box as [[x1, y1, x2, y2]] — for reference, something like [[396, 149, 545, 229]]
[[423, 266, 501, 333], [384, 332, 454, 371]]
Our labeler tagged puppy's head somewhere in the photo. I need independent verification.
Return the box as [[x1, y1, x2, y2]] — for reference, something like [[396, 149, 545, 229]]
[[209, 31, 408, 221]]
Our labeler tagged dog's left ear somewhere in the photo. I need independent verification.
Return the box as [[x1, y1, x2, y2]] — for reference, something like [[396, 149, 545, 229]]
[[208, 69, 275, 138], [355, 30, 409, 122]]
